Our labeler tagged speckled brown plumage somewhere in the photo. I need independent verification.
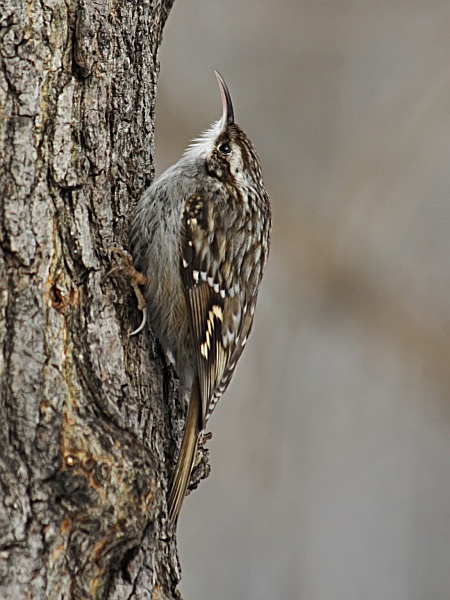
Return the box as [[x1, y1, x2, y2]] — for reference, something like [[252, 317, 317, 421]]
[[130, 72, 271, 523]]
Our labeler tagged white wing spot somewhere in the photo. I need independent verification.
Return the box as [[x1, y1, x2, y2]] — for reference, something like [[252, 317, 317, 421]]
[[200, 306, 223, 359], [193, 270, 199, 282], [207, 316, 213, 336], [182, 258, 188, 268], [212, 305, 223, 321]]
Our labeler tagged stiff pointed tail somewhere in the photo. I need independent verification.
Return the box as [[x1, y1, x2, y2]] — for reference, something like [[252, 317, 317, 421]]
[[168, 378, 202, 522]]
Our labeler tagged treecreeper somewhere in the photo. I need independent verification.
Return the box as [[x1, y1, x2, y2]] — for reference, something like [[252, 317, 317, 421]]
[[130, 72, 272, 523]]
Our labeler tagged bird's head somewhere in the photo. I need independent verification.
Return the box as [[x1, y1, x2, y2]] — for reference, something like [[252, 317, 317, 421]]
[[183, 72, 264, 191]]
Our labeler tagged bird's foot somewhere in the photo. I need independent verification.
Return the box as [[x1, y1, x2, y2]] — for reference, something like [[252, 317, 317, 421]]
[[105, 247, 148, 336]]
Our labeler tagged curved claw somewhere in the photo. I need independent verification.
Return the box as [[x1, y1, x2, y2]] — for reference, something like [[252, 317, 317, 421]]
[[130, 307, 147, 337]]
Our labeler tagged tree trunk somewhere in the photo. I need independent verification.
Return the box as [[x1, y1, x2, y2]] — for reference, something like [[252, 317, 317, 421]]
[[0, 1, 190, 598]]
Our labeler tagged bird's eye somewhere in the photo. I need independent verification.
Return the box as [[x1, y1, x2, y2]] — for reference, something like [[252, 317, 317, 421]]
[[218, 142, 232, 155]]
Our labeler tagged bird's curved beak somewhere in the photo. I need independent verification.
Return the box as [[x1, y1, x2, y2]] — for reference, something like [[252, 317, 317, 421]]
[[215, 71, 234, 127]]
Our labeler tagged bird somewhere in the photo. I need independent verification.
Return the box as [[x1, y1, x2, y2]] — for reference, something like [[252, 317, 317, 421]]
[[130, 72, 271, 523]]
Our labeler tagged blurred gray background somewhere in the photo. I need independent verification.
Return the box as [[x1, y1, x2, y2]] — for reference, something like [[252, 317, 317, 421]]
[[155, 2, 450, 599]]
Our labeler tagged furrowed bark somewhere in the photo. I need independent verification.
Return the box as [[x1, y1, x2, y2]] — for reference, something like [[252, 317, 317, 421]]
[[0, 1, 191, 598]]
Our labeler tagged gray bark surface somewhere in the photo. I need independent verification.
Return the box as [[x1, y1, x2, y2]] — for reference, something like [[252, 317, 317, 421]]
[[0, 0, 191, 598]]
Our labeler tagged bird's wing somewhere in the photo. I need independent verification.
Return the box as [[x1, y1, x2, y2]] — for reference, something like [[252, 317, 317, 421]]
[[180, 191, 260, 427]]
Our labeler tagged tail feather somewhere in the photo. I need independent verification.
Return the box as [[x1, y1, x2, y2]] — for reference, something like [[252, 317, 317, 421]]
[[168, 378, 202, 522]]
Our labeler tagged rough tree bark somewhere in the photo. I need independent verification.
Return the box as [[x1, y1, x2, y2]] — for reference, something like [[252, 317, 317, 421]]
[[0, 0, 199, 598]]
